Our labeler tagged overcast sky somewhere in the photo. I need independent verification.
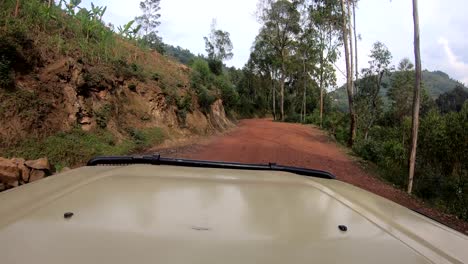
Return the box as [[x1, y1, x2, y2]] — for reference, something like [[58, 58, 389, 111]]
[[83, 0, 468, 86]]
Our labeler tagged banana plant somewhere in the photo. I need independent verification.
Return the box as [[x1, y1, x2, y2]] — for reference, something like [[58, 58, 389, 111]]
[[90, 2, 106, 21], [117, 20, 141, 40], [65, 0, 81, 16]]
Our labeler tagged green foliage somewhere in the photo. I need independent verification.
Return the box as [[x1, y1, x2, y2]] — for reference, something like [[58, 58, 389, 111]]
[[197, 85, 216, 112], [436, 85, 468, 113], [207, 58, 223, 76], [0, 56, 13, 89], [215, 75, 239, 112], [0, 89, 51, 122], [5, 125, 165, 169], [175, 94, 192, 126], [190, 58, 220, 112], [284, 112, 302, 123], [331, 69, 466, 112], [95, 104, 113, 129], [128, 83, 137, 91], [5, 129, 132, 169], [151, 72, 160, 81], [126, 127, 165, 148], [204, 20, 233, 62], [112, 59, 146, 81], [164, 44, 197, 65], [191, 58, 212, 86], [117, 20, 142, 40], [135, 0, 161, 35]]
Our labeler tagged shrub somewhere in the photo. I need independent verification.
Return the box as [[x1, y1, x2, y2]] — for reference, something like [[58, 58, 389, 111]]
[[128, 83, 137, 92], [151, 72, 160, 81], [0, 89, 51, 121], [197, 85, 216, 113], [353, 139, 382, 163], [95, 104, 113, 129], [215, 76, 239, 111], [304, 110, 321, 125], [191, 58, 211, 84], [284, 112, 301, 123], [113, 59, 146, 81], [126, 127, 165, 148], [0, 56, 13, 89], [5, 129, 132, 170], [208, 58, 223, 75]]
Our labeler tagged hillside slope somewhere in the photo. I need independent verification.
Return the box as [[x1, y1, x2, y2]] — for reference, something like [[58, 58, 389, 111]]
[[331, 70, 467, 111], [0, 0, 233, 169]]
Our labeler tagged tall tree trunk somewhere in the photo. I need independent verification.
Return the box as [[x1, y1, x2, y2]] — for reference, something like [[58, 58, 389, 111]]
[[280, 58, 285, 122], [302, 57, 307, 123], [341, 0, 357, 147], [48, 0, 52, 8], [319, 46, 324, 128], [272, 70, 276, 120], [353, 1, 359, 86], [347, 0, 355, 95], [14, 0, 20, 17], [408, 0, 422, 194]]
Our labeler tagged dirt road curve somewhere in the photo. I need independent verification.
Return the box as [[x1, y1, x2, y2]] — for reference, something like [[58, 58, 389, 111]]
[[158, 119, 468, 234]]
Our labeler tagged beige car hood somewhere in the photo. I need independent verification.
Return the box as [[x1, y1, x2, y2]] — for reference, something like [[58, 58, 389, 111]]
[[0, 165, 467, 264]]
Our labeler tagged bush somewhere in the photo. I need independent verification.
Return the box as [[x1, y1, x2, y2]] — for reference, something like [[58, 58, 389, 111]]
[[215, 76, 239, 111], [127, 127, 165, 148], [284, 112, 301, 123], [151, 72, 160, 81], [113, 59, 146, 81], [128, 83, 137, 92], [304, 109, 321, 125], [95, 104, 113, 129], [197, 85, 216, 113], [353, 139, 381, 163], [0, 56, 13, 89], [208, 58, 223, 75], [191, 58, 212, 87], [5, 129, 132, 170], [175, 94, 192, 126], [0, 89, 51, 121]]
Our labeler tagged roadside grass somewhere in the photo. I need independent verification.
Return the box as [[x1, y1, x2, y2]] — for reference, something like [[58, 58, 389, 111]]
[[3, 127, 165, 171]]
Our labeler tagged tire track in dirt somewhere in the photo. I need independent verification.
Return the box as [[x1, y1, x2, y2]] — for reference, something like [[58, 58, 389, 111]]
[[155, 118, 468, 235]]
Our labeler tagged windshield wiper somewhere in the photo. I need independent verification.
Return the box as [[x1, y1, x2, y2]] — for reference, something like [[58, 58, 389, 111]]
[[86, 154, 335, 179]]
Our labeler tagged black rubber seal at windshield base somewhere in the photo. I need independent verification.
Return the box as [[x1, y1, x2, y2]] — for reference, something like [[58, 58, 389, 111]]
[[86, 154, 336, 180]]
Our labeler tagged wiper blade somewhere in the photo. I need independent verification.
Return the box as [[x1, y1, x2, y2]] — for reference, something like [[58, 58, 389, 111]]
[[86, 154, 335, 179]]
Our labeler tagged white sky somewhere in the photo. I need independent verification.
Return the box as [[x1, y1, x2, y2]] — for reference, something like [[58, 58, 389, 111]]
[[83, 0, 468, 86]]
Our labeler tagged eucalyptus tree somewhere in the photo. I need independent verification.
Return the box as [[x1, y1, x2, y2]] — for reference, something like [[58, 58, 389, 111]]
[[135, 0, 161, 36], [408, 0, 422, 194], [352, 0, 359, 83], [257, 0, 301, 121], [135, 0, 163, 52], [295, 0, 318, 122], [204, 20, 234, 75], [340, 0, 357, 146], [307, 0, 340, 127], [250, 30, 280, 119], [356, 41, 392, 140]]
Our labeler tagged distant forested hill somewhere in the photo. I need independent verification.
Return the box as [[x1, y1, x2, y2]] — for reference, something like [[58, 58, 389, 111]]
[[330, 70, 467, 111], [163, 44, 198, 65]]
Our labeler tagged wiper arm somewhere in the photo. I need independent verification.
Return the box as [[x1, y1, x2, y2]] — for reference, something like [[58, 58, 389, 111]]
[[86, 154, 335, 180]]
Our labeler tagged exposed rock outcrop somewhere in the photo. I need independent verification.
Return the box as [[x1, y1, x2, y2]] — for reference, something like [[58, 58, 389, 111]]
[[0, 157, 51, 191]]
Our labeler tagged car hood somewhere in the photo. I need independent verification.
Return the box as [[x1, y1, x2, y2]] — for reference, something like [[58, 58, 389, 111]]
[[0, 165, 467, 264]]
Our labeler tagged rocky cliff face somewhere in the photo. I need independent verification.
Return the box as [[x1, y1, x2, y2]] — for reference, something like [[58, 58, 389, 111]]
[[0, 55, 234, 149]]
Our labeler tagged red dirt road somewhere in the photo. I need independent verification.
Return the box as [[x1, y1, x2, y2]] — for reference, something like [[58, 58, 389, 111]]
[[158, 119, 468, 234]]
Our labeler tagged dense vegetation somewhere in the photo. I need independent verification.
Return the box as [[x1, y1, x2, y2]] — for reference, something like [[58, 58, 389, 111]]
[[331, 70, 466, 112], [233, 0, 468, 220], [1, 0, 467, 220]]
